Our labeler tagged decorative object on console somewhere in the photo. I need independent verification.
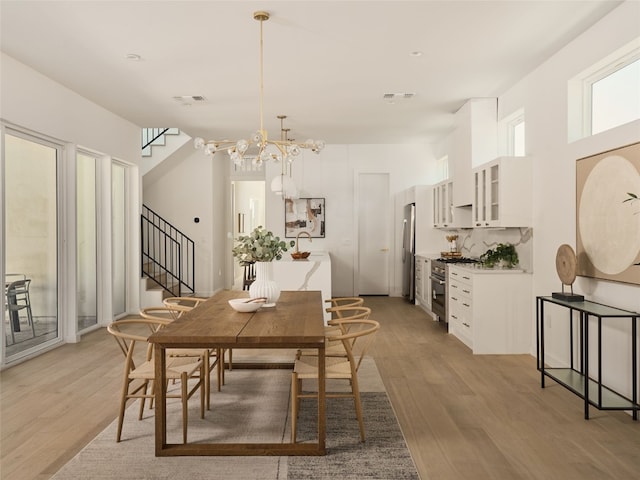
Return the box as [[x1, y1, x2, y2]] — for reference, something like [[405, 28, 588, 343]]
[[285, 198, 325, 238], [232, 226, 295, 306], [552, 244, 584, 302], [291, 231, 312, 260], [446, 234, 458, 253], [576, 142, 640, 285], [193, 12, 324, 180], [479, 243, 518, 268]]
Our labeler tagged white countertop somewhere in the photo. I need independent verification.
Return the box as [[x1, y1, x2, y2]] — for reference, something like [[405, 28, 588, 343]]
[[450, 264, 530, 274], [276, 251, 330, 262]]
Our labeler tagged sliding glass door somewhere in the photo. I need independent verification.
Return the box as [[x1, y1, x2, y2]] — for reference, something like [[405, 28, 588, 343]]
[[111, 161, 127, 318], [3, 131, 60, 358], [77, 152, 98, 331]]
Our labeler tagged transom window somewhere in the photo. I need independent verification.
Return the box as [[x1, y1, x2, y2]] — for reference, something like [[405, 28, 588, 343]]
[[590, 57, 640, 135], [568, 38, 640, 141]]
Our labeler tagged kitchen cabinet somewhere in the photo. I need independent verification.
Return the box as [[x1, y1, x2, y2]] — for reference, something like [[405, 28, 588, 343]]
[[472, 156, 532, 228], [432, 181, 472, 229], [432, 181, 453, 228], [448, 267, 473, 347], [415, 256, 432, 314], [451, 98, 498, 207], [448, 265, 532, 354]]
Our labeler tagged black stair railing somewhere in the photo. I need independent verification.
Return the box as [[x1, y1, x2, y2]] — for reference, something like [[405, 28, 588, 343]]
[[141, 205, 195, 297], [141, 128, 170, 150]]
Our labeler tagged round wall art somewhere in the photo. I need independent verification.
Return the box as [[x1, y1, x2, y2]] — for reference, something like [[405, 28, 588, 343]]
[[576, 142, 640, 285]]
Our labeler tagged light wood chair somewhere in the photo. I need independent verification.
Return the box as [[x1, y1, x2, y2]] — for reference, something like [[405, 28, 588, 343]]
[[291, 318, 380, 443], [297, 306, 372, 360], [163, 297, 234, 375], [140, 306, 223, 410], [107, 318, 204, 443], [163, 296, 209, 318], [325, 297, 364, 315]]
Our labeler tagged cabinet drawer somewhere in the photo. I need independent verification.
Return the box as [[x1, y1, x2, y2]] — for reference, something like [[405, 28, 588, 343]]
[[449, 279, 472, 300], [449, 268, 472, 286]]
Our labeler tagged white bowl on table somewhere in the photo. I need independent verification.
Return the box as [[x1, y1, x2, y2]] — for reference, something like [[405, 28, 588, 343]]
[[228, 298, 265, 313]]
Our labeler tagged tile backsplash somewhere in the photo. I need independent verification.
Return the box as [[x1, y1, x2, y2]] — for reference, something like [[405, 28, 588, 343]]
[[451, 227, 533, 272]]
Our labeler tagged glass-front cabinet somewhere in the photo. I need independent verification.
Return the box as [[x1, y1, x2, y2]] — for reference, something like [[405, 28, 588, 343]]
[[432, 180, 453, 228], [472, 156, 532, 228]]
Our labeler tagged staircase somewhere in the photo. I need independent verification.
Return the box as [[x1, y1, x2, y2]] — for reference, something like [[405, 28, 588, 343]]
[[141, 128, 181, 157], [141, 204, 195, 298]]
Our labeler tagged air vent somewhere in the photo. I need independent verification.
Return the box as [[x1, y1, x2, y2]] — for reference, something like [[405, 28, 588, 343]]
[[383, 93, 415, 100], [173, 95, 207, 104]]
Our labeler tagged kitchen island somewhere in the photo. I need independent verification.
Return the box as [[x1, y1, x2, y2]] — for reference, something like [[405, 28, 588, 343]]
[[273, 251, 332, 323]]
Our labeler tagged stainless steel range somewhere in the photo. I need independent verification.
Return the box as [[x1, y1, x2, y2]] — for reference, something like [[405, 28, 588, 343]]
[[430, 257, 478, 322]]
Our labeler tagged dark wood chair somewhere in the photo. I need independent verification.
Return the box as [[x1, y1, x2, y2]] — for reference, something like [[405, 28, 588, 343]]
[[5, 278, 35, 344], [242, 262, 256, 291]]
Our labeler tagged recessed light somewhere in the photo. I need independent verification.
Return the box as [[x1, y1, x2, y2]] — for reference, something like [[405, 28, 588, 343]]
[[125, 53, 141, 61]]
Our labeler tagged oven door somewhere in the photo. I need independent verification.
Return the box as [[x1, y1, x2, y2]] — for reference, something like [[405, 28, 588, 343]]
[[430, 274, 446, 321]]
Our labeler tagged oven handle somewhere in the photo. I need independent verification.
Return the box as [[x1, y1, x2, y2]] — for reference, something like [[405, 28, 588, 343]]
[[429, 275, 445, 285]]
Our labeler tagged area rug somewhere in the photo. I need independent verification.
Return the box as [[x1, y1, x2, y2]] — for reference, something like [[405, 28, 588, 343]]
[[51, 357, 418, 480]]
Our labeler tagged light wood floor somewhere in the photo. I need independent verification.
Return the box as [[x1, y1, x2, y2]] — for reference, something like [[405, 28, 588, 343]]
[[1, 297, 639, 480]]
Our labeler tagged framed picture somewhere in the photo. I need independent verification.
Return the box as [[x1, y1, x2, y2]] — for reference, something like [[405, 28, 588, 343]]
[[285, 198, 325, 238], [576, 141, 640, 285]]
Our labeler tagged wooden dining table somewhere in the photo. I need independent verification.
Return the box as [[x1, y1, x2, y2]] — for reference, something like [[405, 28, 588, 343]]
[[148, 289, 326, 456]]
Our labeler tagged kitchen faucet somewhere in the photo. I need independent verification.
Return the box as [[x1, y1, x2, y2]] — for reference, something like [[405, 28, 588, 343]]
[[295, 231, 312, 252]]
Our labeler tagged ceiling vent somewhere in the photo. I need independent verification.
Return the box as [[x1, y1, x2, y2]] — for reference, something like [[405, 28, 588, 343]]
[[383, 93, 415, 100], [173, 95, 206, 104]]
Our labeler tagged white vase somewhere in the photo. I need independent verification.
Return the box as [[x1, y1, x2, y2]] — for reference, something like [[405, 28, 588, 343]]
[[249, 261, 280, 307]]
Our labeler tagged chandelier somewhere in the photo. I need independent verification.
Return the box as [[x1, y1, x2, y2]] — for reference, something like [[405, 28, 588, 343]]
[[193, 11, 324, 170], [271, 115, 299, 199]]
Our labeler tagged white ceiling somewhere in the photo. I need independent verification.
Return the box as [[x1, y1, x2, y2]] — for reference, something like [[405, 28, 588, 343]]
[[0, 1, 622, 145]]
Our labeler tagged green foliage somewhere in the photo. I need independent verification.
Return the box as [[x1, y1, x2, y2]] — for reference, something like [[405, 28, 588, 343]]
[[232, 226, 295, 264], [480, 243, 519, 268], [624, 192, 639, 216]]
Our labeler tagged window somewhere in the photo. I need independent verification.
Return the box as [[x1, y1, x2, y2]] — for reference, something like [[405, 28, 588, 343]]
[[590, 58, 640, 135], [568, 38, 640, 141], [435, 155, 449, 183], [499, 109, 525, 156]]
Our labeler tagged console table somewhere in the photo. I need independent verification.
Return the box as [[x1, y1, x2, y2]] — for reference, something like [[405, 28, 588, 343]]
[[536, 296, 639, 420]]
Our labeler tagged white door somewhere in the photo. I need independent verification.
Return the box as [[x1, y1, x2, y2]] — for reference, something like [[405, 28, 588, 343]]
[[231, 180, 265, 289], [357, 173, 390, 295]]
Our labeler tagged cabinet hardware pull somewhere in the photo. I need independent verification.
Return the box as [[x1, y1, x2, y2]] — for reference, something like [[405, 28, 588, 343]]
[[463, 289, 470, 294], [463, 303, 470, 307]]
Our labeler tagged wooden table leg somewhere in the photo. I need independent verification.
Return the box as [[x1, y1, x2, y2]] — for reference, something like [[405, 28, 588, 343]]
[[154, 344, 167, 455], [318, 344, 326, 454]]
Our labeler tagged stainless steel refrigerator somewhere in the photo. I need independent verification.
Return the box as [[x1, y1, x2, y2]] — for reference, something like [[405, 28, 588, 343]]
[[402, 203, 416, 302]]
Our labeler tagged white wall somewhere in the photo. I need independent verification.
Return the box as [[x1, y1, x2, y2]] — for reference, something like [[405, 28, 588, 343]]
[[145, 143, 437, 296], [1, 53, 140, 162], [497, 1, 640, 397], [1, 53, 142, 354], [264, 143, 436, 296], [143, 148, 227, 297]]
